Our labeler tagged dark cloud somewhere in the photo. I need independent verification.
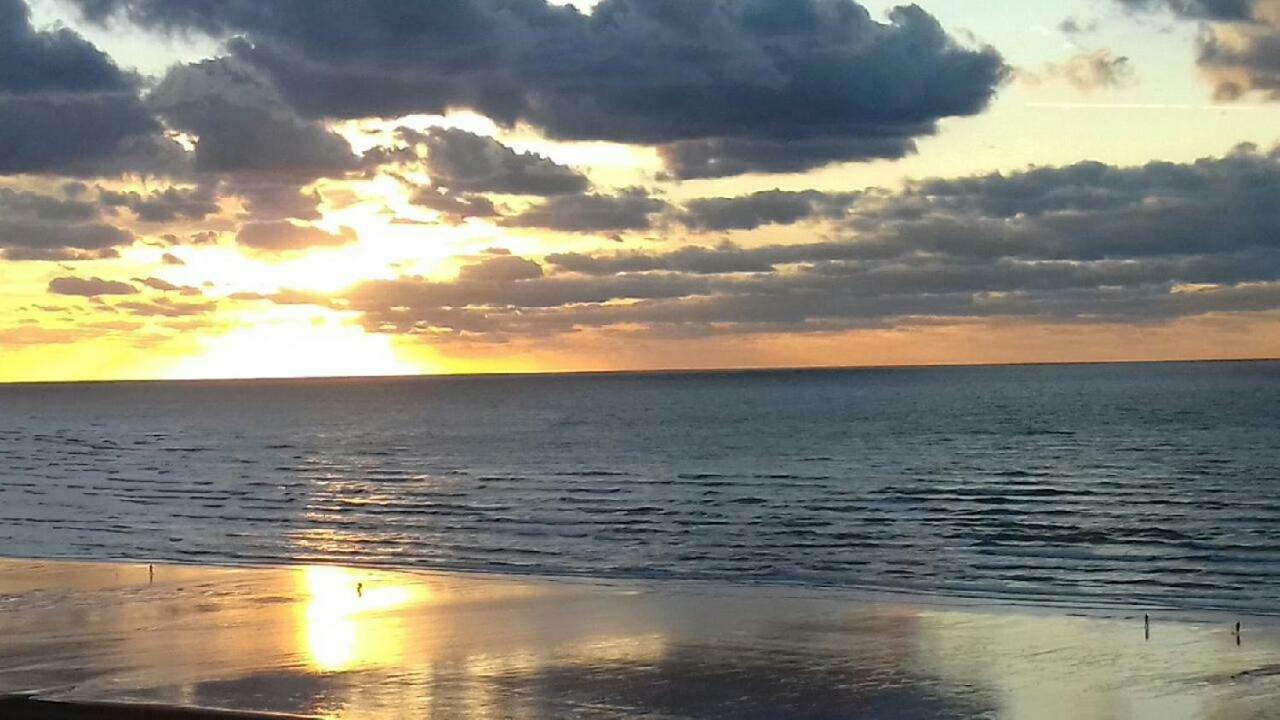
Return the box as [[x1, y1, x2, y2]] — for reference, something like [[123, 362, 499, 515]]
[[550, 242, 778, 272], [409, 188, 499, 223], [48, 275, 138, 297], [235, 220, 356, 251], [328, 146, 1280, 340], [457, 255, 544, 283], [160, 252, 185, 265], [0, 188, 99, 222], [500, 189, 667, 232], [658, 135, 926, 180], [0, 218, 133, 260], [4, 246, 119, 261], [149, 58, 357, 177], [71, 0, 1007, 178], [1197, 8, 1280, 100], [0, 93, 172, 176], [0, 0, 135, 94], [99, 185, 220, 222], [159, 230, 219, 247], [1043, 50, 1136, 92], [227, 178, 323, 221], [136, 276, 177, 291], [681, 190, 861, 231], [1114, 0, 1254, 20], [548, 242, 832, 275], [381, 127, 589, 196], [0, 0, 179, 176]]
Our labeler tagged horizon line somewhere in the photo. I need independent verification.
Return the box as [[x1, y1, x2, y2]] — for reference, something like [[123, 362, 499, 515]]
[[2, 356, 1277, 388]]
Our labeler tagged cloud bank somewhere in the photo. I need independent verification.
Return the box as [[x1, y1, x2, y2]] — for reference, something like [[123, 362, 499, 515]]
[[331, 146, 1280, 340], [70, 0, 1007, 177]]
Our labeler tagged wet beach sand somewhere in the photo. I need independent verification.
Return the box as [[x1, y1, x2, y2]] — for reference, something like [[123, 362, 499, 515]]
[[1, 558, 1277, 719]]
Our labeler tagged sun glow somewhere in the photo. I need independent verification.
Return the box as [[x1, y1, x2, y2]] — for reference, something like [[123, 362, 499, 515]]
[[166, 310, 428, 380], [299, 565, 426, 673]]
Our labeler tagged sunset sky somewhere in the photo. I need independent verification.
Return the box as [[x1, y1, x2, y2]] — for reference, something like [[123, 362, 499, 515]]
[[4, 0, 1280, 381]]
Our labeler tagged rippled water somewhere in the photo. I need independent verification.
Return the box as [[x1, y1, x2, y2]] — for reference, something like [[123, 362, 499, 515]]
[[2, 362, 1278, 613]]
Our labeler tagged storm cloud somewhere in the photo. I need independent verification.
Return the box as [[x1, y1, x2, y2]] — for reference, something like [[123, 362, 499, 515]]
[[70, 0, 1007, 177], [0, 0, 134, 94], [0, 0, 174, 175]]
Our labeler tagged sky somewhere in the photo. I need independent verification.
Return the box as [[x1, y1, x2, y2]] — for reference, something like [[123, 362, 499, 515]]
[[3, 0, 1280, 381]]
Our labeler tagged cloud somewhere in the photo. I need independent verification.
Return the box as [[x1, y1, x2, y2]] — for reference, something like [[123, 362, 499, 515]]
[[457, 254, 544, 283], [0, 218, 133, 260], [71, 0, 1007, 178], [116, 297, 218, 316], [1043, 50, 1137, 92], [134, 276, 200, 295], [3, 247, 120, 261], [1117, 0, 1280, 100], [658, 135, 930, 180], [235, 220, 356, 251], [409, 188, 498, 223], [1058, 18, 1100, 34], [500, 189, 667, 232], [99, 185, 220, 222], [0, 188, 99, 222], [680, 190, 861, 231], [160, 252, 185, 265], [1115, 0, 1253, 20], [0, 0, 135, 95], [0, 0, 179, 176], [48, 276, 138, 296], [548, 243, 781, 275], [227, 178, 323, 221], [0, 93, 172, 176], [328, 145, 1280, 340], [148, 58, 357, 177], [379, 127, 589, 196]]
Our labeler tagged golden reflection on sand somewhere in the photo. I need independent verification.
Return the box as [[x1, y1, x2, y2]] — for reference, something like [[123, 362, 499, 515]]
[[4, 560, 1280, 719], [299, 565, 426, 673]]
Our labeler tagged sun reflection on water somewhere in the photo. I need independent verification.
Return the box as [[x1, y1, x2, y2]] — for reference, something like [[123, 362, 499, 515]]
[[300, 565, 424, 673]]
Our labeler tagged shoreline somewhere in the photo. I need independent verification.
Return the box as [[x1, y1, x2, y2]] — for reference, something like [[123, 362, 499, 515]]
[[3, 553, 1275, 628], [2, 557, 1277, 719]]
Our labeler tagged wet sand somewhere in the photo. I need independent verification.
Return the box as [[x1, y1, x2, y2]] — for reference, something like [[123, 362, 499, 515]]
[[1, 559, 1278, 719]]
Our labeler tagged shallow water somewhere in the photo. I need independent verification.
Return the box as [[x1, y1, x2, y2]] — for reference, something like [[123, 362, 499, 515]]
[[1, 361, 1278, 613], [2, 560, 1278, 720]]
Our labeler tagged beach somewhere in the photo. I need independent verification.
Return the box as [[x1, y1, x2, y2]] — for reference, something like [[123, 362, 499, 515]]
[[1, 558, 1277, 719]]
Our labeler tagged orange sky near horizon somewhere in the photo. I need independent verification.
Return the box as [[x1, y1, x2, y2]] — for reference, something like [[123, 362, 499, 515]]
[[5, 0, 1280, 382]]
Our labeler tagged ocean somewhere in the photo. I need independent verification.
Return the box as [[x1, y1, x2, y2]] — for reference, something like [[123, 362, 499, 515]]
[[2, 361, 1278, 615]]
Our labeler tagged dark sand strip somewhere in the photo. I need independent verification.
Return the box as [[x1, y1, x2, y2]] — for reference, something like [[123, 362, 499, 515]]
[[0, 696, 309, 720]]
